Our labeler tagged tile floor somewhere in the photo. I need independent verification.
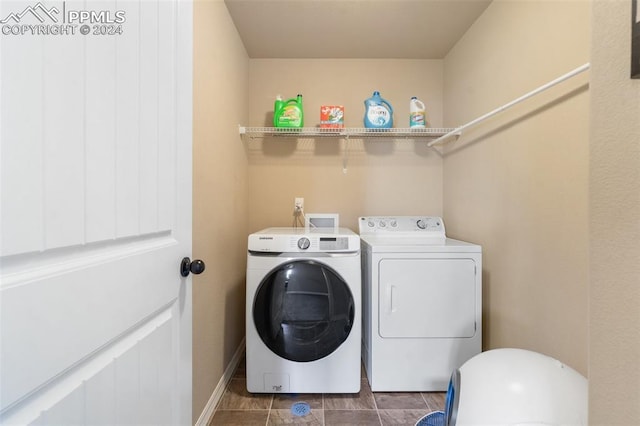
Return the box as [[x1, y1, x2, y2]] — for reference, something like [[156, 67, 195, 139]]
[[210, 355, 446, 426]]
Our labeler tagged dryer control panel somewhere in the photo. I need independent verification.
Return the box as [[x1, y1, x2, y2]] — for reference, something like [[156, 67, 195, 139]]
[[358, 216, 446, 237]]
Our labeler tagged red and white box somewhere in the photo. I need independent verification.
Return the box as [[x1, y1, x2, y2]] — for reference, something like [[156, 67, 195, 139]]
[[320, 105, 345, 128]]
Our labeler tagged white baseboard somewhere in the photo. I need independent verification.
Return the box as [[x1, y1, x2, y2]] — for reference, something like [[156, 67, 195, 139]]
[[194, 338, 246, 426]]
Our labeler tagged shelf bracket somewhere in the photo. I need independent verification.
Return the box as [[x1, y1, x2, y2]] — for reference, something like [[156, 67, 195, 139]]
[[342, 134, 350, 174]]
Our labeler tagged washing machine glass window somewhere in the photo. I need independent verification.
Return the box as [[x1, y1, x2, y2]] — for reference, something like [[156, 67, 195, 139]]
[[253, 260, 355, 363]]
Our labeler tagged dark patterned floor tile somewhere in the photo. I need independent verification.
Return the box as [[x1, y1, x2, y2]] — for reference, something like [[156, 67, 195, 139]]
[[374, 392, 428, 409], [324, 409, 381, 425], [217, 378, 272, 410], [209, 409, 269, 425], [379, 409, 430, 425], [324, 380, 375, 410]]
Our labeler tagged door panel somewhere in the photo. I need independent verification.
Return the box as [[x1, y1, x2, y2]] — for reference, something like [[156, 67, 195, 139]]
[[84, 363, 116, 425], [139, 0, 160, 235], [0, 0, 193, 424], [85, 14, 117, 245], [0, 13, 44, 256], [378, 258, 477, 338], [1, 237, 177, 409], [115, 0, 141, 239], [42, 0, 85, 250]]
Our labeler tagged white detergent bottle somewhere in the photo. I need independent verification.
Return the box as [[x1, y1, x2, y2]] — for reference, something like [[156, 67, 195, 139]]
[[409, 97, 427, 128]]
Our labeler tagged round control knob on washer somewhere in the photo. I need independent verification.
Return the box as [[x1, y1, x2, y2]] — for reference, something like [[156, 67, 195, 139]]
[[416, 219, 427, 229], [368, 221, 375, 227], [379, 221, 386, 228], [297, 237, 310, 250], [390, 220, 397, 227]]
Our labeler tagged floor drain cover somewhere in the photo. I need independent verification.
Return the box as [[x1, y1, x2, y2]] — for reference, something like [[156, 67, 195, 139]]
[[415, 410, 445, 426], [290, 402, 311, 417]]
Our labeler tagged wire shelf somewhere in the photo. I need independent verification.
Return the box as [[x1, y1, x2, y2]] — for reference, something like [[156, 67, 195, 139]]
[[238, 126, 460, 139]]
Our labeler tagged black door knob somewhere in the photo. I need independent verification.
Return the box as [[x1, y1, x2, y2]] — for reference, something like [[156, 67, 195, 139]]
[[180, 257, 206, 277]]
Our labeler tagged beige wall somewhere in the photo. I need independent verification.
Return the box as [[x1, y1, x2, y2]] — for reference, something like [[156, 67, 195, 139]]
[[247, 59, 444, 232], [192, 0, 640, 422], [589, 0, 640, 423], [192, 0, 249, 419], [442, 0, 590, 374]]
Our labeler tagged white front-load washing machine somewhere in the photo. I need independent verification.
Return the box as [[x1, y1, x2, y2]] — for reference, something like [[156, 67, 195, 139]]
[[359, 216, 482, 392], [246, 227, 361, 393]]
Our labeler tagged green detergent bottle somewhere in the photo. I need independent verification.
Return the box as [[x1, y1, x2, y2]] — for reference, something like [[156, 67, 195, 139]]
[[274, 94, 304, 128]]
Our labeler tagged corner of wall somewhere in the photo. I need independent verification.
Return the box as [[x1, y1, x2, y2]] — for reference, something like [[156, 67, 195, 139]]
[[192, 0, 250, 419]]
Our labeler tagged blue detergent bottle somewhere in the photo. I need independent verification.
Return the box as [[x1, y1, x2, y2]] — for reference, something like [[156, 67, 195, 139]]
[[364, 91, 393, 129]]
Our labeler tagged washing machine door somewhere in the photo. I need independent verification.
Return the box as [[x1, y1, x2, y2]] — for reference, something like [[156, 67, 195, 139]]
[[253, 259, 355, 362]]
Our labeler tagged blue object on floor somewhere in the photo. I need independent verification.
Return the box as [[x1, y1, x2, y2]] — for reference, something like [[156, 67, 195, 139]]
[[291, 402, 311, 417], [415, 410, 445, 426]]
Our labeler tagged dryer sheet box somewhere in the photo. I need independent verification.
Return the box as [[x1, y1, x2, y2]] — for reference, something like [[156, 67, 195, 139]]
[[320, 105, 344, 128]]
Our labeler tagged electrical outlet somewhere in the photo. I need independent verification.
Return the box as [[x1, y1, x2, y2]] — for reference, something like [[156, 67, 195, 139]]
[[294, 197, 304, 211]]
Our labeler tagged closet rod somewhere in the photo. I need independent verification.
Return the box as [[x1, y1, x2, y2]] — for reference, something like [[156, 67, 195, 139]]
[[427, 62, 590, 147]]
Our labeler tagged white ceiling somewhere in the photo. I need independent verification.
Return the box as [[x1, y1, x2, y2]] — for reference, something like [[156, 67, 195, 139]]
[[224, 0, 492, 59]]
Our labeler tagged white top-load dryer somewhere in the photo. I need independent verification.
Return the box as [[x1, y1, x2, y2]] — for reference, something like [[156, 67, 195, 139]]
[[359, 216, 482, 392]]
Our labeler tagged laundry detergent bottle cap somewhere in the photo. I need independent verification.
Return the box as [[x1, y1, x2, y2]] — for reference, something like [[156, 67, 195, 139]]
[[274, 94, 304, 128], [409, 96, 427, 128], [364, 91, 393, 129]]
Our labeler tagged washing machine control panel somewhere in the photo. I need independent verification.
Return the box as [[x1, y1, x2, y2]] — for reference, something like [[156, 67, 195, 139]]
[[296, 237, 309, 249], [358, 216, 446, 237], [248, 228, 360, 253]]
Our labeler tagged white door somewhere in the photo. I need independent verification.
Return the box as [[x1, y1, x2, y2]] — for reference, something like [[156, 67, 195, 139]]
[[378, 258, 477, 338], [0, 0, 193, 424]]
